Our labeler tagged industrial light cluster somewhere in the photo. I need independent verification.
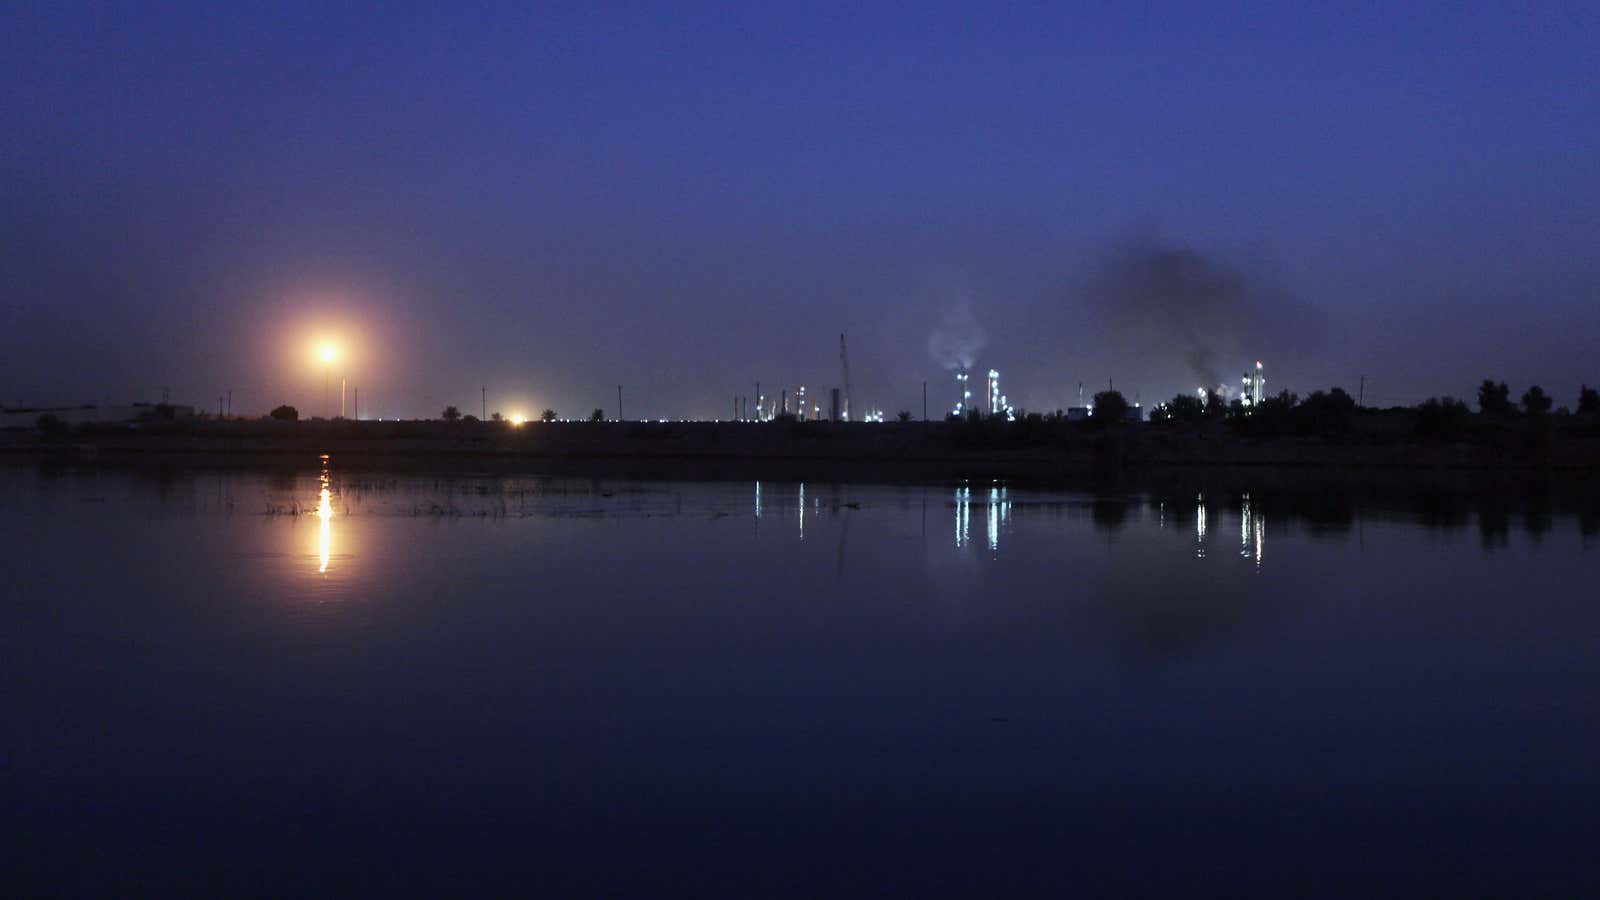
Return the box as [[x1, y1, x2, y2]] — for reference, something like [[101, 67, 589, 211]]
[[951, 368, 1014, 421], [308, 333, 1259, 424]]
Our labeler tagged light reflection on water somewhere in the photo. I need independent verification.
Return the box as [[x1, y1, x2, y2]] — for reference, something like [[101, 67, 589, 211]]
[[268, 464, 1295, 582], [5, 462, 1600, 892], [954, 484, 970, 548], [316, 456, 333, 574]]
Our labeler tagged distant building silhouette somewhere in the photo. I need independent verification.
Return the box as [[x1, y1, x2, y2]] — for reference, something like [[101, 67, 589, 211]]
[[0, 402, 194, 429]]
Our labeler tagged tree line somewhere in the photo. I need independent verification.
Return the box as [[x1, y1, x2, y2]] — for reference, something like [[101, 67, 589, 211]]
[[1140, 379, 1599, 439]]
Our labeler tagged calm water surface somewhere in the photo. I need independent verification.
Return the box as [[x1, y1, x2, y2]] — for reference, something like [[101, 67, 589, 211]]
[[4, 463, 1598, 896]]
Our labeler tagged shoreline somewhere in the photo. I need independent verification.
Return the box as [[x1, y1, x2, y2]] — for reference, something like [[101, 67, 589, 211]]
[[4, 420, 1599, 486]]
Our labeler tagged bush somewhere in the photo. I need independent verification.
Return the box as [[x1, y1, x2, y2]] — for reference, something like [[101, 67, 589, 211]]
[[590, 409, 605, 422], [1151, 393, 1205, 425], [1091, 391, 1128, 425], [1415, 396, 1470, 440], [541, 409, 558, 423], [1299, 388, 1357, 436], [269, 405, 299, 422], [36, 414, 69, 436], [442, 406, 462, 423]]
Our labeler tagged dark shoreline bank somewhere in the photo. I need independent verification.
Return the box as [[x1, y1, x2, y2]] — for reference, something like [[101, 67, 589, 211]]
[[5, 418, 1599, 477], [5, 421, 1600, 527]]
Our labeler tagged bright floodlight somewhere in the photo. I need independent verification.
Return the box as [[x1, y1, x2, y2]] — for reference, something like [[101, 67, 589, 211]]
[[318, 343, 339, 364]]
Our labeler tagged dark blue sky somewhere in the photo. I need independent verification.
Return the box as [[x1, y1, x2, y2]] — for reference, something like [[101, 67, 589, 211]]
[[4, 2, 1597, 418]]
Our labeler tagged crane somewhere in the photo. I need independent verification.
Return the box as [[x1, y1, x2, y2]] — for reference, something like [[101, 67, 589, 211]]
[[838, 333, 852, 422]]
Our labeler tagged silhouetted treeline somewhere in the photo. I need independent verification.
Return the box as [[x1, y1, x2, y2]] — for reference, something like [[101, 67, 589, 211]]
[[1141, 378, 1600, 443]]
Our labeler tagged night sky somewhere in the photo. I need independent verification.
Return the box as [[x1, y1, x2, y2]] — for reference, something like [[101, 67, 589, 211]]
[[4, 2, 1597, 419]]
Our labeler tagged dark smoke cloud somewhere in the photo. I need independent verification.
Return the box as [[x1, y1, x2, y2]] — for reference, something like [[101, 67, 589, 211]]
[[1082, 237, 1283, 391]]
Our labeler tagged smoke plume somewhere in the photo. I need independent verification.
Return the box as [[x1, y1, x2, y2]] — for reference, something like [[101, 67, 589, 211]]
[[927, 293, 988, 371], [1084, 237, 1271, 389]]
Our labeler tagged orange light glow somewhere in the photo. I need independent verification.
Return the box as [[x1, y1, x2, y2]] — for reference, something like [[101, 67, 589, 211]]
[[316, 456, 333, 574], [317, 485, 332, 573]]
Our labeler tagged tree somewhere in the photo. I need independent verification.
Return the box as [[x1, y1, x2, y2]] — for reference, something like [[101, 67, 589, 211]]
[[442, 405, 462, 423], [590, 408, 605, 422], [1522, 385, 1552, 416], [1157, 393, 1206, 424], [541, 409, 558, 422], [269, 405, 299, 422], [1091, 390, 1128, 424], [36, 413, 69, 436], [1415, 396, 1470, 440], [1477, 380, 1512, 415], [491, 412, 504, 423], [1579, 385, 1599, 415], [1233, 390, 1297, 436], [1299, 387, 1357, 436], [896, 410, 912, 422]]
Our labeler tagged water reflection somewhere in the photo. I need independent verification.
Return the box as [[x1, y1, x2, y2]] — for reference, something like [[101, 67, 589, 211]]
[[950, 483, 1011, 551], [1240, 492, 1263, 570], [954, 485, 970, 548], [79, 461, 1593, 578], [11, 467, 1600, 894], [316, 455, 333, 573], [987, 485, 1009, 551]]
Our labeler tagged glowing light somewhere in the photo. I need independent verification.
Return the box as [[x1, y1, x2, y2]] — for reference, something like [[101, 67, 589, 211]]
[[318, 343, 339, 365], [955, 485, 971, 548], [987, 485, 1000, 551], [317, 467, 333, 574], [510, 414, 526, 426]]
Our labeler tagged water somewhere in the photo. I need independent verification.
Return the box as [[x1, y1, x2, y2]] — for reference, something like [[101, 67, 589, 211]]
[[4, 462, 1598, 896]]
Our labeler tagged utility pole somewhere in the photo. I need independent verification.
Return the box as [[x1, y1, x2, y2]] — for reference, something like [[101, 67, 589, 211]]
[[617, 385, 623, 422], [922, 381, 927, 421], [1358, 375, 1365, 409], [341, 378, 347, 418], [838, 334, 852, 423], [353, 387, 358, 420], [481, 385, 487, 420]]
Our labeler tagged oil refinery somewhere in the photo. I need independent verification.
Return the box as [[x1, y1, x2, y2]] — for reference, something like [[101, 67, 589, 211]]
[[731, 334, 1265, 425]]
